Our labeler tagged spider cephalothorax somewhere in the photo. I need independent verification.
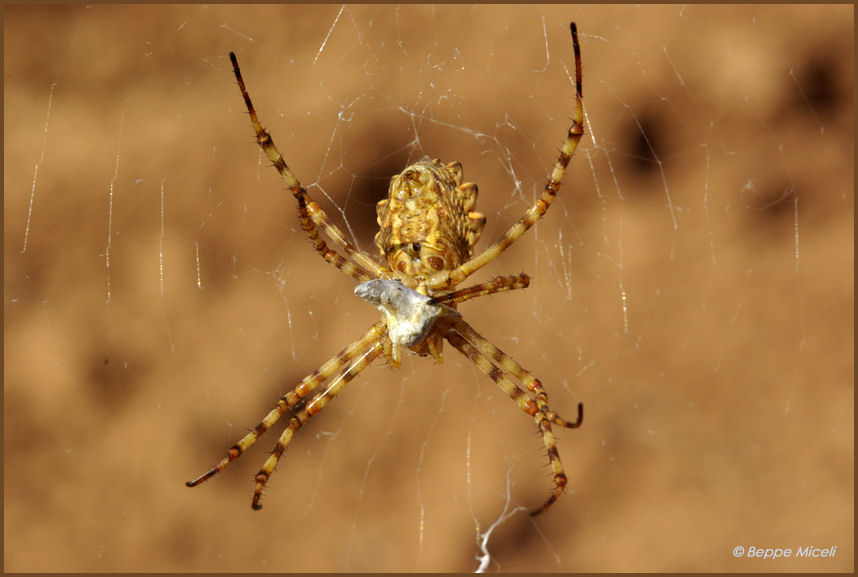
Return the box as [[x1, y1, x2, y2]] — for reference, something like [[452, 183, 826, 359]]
[[375, 158, 486, 286], [188, 22, 585, 516]]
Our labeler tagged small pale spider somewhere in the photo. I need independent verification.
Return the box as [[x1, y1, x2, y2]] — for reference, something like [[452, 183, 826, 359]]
[[187, 22, 585, 516]]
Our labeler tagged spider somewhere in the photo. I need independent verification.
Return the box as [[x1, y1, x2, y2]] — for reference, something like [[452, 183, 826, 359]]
[[187, 22, 585, 516]]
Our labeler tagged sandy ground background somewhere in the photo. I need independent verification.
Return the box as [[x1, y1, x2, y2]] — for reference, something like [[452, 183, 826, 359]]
[[4, 4, 853, 572]]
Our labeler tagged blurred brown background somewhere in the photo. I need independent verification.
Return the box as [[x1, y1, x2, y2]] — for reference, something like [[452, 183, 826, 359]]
[[4, 4, 853, 572]]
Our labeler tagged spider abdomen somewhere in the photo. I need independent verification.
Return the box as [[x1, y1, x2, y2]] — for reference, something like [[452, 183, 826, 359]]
[[375, 158, 486, 283]]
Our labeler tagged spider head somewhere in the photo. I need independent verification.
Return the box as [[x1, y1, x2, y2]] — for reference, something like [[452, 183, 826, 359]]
[[375, 158, 486, 284]]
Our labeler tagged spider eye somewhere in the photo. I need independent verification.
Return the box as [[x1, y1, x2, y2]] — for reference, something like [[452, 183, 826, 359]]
[[411, 243, 421, 254]]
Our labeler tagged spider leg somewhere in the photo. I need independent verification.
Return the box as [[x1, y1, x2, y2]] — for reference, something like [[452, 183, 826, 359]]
[[453, 319, 582, 429], [428, 273, 531, 307], [425, 22, 584, 291], [296, 192, 377, 282], [186, 321, 387, 489], [252, 338, 384, 509], [443, 318, 582, 516], [229, 52, 387, 281]]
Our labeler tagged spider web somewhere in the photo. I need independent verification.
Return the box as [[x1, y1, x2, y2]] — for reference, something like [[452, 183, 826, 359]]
[[4, 4, 854, 572]]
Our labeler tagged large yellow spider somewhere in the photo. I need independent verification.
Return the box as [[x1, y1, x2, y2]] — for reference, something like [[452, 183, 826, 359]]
[[187, 22, 585, 516]]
